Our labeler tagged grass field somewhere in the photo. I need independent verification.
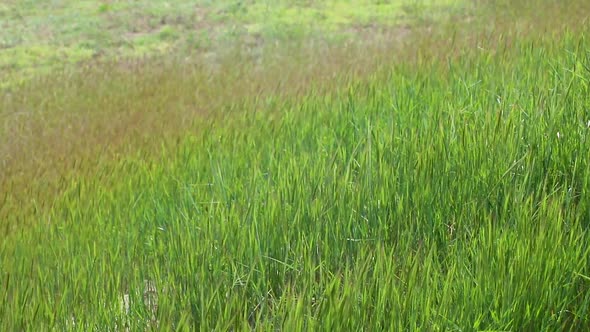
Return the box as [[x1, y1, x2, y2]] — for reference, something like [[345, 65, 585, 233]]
[[2, 0, 590, 330], [0, 0, 464, 88]]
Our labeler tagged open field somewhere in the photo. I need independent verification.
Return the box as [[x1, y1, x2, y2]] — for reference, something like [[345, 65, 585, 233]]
[[0, 0, 464, 88], [2, 0, 590, 330]]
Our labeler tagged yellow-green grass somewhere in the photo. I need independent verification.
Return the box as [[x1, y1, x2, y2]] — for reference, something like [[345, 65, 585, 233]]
[[0, 0, 466, 88], [2, 0, 590, 330]]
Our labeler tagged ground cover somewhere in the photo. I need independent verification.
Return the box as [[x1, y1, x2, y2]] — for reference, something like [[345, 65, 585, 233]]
[[0, 0, 464, 88], [1, 0, 466, 234], [1, 0, 590, 330]]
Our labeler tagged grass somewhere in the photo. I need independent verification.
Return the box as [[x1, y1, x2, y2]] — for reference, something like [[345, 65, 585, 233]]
[[0, 0, 465, 88], [2, 0, 590, 330]]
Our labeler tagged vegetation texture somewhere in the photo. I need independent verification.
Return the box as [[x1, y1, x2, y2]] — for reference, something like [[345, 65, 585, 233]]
[[1, 0, 590, 330], [0, 0, 463, 87]]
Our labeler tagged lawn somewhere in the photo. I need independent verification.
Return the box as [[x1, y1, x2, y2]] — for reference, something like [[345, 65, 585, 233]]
[[1, 0, 590, 330]]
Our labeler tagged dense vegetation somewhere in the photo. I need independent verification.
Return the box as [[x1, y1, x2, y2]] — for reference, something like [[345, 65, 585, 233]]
[[1, 0, 589, 330]]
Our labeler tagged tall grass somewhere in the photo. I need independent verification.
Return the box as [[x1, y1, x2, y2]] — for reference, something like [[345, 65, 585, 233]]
[[2, 1, 590, 330]]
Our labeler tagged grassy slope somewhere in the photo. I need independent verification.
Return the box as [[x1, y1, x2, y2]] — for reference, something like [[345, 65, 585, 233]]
[[2, 0, 590, 330]]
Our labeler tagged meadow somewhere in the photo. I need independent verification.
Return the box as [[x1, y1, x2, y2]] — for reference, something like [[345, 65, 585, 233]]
[[1, 0, 590, 330]]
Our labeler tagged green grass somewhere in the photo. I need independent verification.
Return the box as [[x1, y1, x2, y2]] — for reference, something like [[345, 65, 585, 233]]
[[0, 0, 465, 88], [2, 0, 590, 330]]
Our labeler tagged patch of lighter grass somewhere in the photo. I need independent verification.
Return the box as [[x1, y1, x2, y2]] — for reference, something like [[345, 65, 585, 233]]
[[0, 0, 468, 88], [0, 44, 96, 70]]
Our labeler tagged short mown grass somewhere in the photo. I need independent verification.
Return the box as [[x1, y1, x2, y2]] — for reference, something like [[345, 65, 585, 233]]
[[1, 0, 590, 330]]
